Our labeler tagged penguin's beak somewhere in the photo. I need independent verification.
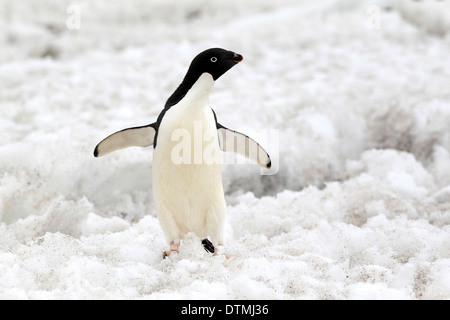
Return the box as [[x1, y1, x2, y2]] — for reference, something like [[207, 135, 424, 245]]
[[233, 53, 243, 63]]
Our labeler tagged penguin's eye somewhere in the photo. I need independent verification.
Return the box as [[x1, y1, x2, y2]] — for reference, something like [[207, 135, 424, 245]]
[[210, 57, 218, 63]]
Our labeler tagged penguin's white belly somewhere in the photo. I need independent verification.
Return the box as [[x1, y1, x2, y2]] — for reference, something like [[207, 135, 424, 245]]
[[152, 106, 226, 245]]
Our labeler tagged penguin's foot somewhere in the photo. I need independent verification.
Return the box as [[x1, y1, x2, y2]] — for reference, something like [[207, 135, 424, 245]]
[[163, 241, 180, 259], [214, 247, 231, 259], [162, 250, 178, 259], [202, 239, 230, 259]]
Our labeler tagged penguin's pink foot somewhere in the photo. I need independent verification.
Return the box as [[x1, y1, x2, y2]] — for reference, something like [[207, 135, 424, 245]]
[[213, 247, 231, 259], [163, 241, 180, 259], [202, 239, 230, 258], [162, 250, 178, 258]]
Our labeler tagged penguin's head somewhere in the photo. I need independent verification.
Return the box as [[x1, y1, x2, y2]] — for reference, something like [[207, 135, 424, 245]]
[[188, 48, 243, 81]]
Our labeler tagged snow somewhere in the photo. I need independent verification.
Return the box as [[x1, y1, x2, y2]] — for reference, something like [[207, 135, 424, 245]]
[[1, 0, 450, 300]]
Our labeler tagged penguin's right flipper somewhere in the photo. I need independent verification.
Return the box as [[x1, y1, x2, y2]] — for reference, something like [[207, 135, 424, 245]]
[[94, 123, 156, 157]]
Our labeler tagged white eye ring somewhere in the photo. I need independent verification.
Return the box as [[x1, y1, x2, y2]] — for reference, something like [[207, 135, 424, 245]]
[[210, 57, 218, 63]]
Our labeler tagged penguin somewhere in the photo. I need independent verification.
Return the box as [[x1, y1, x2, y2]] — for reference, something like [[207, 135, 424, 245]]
[[94, 48, 271, 258]]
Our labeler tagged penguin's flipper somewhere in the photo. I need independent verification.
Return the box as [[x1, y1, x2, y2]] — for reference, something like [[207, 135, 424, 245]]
[[94, 124, 156, 157], [217, 124, 271, 169]]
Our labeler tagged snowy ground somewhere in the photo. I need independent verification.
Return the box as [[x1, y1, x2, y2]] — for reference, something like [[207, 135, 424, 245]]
[[1, 0, 450, 300]]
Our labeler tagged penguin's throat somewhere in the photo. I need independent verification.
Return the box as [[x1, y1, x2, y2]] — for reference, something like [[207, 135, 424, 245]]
[[182, 73, 215, 108]]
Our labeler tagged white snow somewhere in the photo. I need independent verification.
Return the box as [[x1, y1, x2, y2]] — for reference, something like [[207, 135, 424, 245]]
[[1, 0, 450, 300]]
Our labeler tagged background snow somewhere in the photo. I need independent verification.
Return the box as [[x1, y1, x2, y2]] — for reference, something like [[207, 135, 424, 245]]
[[1, 0, 449, 299]]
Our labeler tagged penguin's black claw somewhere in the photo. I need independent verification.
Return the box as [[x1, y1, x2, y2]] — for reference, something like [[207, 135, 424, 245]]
[[202, 238, 215, 253]]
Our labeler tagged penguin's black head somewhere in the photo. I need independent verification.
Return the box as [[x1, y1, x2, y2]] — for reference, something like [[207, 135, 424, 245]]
[[188, 48, 243, 81], [164, 48, 243, 108]]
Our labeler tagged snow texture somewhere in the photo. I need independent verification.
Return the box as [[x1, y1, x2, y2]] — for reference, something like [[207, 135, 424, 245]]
[[1, 0, 450, 300]]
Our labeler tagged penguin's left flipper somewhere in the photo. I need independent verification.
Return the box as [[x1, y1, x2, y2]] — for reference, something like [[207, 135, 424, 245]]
[[217, 124, 271, 169], [94, 123, 156, 157]]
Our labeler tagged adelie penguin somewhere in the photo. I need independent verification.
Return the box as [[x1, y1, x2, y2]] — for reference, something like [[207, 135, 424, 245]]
[[94, 48, 271, 258]]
